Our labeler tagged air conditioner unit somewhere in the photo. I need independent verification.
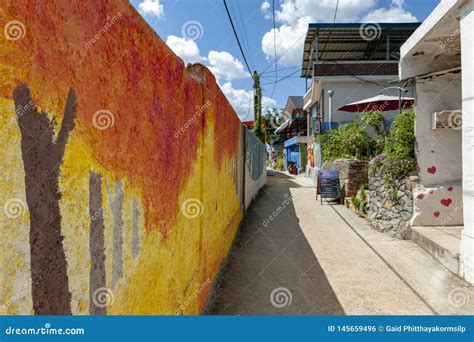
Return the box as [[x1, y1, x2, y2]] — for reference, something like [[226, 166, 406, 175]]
[[431, 110, 462, 130]]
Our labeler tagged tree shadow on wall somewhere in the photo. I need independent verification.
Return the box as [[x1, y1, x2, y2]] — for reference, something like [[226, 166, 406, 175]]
[[13, 84, 76, 315]]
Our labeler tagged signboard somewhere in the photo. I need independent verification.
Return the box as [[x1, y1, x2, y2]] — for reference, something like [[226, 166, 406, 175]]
[[317, 170, 341, 204]]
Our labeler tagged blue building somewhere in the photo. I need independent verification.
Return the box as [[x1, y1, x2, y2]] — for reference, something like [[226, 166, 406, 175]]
[[275, 96, 308, 175]]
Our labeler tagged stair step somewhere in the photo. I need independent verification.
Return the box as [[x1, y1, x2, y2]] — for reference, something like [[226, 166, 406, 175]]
[[410, 226, 462, 275]]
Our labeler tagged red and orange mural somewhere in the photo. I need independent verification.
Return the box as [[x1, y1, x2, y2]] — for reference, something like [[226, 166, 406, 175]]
[[0, 0, 265, 314]]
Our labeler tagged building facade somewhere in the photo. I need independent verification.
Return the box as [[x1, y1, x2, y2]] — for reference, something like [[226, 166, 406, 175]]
[[399, 0, 473, 284], [275, 96, 308, 174], [301, 23, 420, 176]]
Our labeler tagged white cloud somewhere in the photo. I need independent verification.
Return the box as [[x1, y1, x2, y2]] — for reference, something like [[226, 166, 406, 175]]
[[165, 38, 267, 121], [261, 1, 272, 20], [207, 51, 248, 82], [138, 0, 164, 18], [274, 0, 377, 24], [260, 0, 417, 66], [220, 82, 277, 121], [166, 35, 203, 64], [262, 16, 312, 67], [362, 0, 417, 22]]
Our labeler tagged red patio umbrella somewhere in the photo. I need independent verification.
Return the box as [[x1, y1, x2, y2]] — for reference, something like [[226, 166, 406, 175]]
[[337, 94, 414, 112]]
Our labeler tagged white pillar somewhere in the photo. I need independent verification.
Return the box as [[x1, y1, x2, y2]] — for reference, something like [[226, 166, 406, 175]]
[[460, 0, 474, 284]]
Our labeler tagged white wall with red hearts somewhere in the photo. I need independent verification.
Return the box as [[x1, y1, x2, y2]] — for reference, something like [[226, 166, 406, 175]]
[[412, 73, 463, 226], [412, 182, 463, 226]]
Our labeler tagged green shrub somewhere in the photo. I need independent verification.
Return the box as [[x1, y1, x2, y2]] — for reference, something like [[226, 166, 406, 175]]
[[317, 111, 387, 161], [350, 196, 361, 210], [351, 183, 368, 217], [370, 109, 416, 188], [274, 155, 285, 171]]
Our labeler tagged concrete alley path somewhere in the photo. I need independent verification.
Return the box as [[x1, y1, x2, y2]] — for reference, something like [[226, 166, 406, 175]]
[[208, 170, 474, 315]]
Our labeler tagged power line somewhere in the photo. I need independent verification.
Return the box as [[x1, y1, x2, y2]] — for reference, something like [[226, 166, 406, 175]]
[[272, 0, 277, 80], [233, 0, 255, 71], [260, 31, 307, 75], [261, 69, 300, 86], [320, 0, 340, 60], [260, 65, 300, 75], [332, 0, 340, 23], [264, 0, 278, 114], [223, 0, 253, 76]]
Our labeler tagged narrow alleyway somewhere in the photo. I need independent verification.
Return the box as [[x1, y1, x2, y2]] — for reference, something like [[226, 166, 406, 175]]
[[208, 170, 474, 315]]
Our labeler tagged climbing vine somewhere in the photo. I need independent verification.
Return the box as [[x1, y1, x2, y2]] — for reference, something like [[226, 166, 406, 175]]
[[252, 71, 263, 141]]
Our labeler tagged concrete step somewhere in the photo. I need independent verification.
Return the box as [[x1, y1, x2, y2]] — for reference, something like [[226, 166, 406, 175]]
[[410, 226, 462, 275]]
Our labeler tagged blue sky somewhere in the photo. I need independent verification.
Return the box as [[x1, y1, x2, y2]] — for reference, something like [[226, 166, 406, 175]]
[[130, 0, 440, 121]]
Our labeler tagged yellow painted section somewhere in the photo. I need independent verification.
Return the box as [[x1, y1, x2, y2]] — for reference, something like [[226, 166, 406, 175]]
[[0, 95, 241, 314], [0, 97, 32, 315], [108, 118, 242, 314]]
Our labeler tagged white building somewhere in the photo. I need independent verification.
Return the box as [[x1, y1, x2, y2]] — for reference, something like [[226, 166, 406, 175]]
[[301, 23, 419, 175], [302, 23, 420, 125], [399, 0, 473, 283]]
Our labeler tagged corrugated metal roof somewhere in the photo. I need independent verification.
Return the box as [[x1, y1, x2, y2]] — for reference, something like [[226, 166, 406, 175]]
[[289, 96, 304, 109], [284, 96, 304, 114], [301, 22, 421, 77]]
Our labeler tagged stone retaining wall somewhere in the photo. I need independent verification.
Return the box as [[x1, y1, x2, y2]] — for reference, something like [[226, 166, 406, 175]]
[[323, 159, 368, 197], [366, 168, 418, 239]]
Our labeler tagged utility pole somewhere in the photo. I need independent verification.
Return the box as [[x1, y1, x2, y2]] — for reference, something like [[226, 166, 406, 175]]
[[253, 71, 263, 141]]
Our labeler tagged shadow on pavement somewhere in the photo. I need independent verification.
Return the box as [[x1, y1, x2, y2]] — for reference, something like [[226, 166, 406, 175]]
[[207, 170, 345, 315]]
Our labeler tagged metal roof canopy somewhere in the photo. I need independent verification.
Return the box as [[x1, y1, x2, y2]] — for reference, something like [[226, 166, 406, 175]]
[[301, 23, 421, 77]]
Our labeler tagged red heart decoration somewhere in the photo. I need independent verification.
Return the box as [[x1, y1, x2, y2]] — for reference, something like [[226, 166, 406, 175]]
[[427, 166, 436, 174], [416, 194, 425, 200], [440, 198, 452, 207], [434, 211, 440, 218], [447, 186, 453, 192]]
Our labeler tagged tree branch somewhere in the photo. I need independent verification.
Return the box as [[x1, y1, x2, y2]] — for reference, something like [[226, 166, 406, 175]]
[[55, 88, 77, 163]]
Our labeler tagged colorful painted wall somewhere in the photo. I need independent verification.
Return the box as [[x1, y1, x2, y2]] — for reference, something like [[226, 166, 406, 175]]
[[245, 129, 267, 209], [0, 0, 266, 315]]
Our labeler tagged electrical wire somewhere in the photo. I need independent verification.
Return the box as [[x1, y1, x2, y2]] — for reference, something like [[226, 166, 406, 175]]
[[261, 69, 300, 86], [233, 0, 255, 71], [264, 0, 278, 114], [223, 0, 253, 76], [260, 65, 300, 75], [272, 0, 277, 81]]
